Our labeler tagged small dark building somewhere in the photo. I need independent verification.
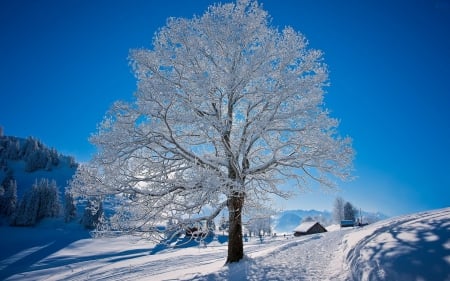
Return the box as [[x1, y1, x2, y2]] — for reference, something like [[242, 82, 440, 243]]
[[293, 221, 327, 236]]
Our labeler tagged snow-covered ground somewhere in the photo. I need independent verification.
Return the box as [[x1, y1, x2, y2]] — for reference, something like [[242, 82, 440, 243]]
[[342, 207, 450, 281], [1, 207, 449, 280]]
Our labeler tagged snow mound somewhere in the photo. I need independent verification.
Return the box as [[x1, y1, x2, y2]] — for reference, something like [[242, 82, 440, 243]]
[[341, 207, 450, 281], [326, 224, 341, 232]]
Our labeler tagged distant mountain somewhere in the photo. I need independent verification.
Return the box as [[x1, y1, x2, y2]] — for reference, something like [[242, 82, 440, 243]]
[[273, 212, 301, 233], [273, 209, 332, 233], [273, 209, 388, 233], [0, 135, 78, 199]]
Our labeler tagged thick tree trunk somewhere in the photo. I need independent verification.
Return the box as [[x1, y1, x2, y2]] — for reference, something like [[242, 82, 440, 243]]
[[226, 193, 245, 263]]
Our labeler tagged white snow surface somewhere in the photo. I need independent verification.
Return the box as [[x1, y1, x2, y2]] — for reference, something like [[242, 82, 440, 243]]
[[0, 207, 449, 280]]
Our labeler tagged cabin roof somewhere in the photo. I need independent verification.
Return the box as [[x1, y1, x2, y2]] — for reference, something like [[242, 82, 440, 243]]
[[294, 221, 321, 233]]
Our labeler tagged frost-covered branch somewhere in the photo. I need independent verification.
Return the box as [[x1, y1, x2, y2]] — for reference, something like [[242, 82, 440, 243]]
[[71, 0, 354, 263]]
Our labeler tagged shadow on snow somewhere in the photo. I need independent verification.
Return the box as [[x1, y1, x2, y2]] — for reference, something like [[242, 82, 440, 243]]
[[0, 224, 90, 280], [349, 212, 450, 281], [150, 234, 228, 255]]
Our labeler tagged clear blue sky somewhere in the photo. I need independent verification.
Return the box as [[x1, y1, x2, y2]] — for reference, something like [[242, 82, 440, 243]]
[[1, 0, 449, 216]]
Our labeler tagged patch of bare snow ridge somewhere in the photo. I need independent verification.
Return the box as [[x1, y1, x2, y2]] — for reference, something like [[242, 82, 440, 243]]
[[194, 229, 351, 281]]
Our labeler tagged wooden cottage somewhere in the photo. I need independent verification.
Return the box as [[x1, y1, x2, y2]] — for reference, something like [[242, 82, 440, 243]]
[[293, 221, 327, 236]]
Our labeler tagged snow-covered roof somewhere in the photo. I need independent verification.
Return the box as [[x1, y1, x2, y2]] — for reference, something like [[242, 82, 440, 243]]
[[293, 221, 320, 233]]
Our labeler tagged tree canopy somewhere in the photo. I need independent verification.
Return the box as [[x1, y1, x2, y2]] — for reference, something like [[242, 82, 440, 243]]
[[71, 0, 354, 263]]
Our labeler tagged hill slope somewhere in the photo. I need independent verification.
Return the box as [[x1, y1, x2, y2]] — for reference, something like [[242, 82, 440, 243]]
[[0, 135, 78, 198], [342, 207, 450, 280]]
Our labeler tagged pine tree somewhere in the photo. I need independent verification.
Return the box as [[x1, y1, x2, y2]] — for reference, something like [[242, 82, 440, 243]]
[[64, 189, 77, 222], [35, 179, 60, 219], [12, 189, 38, 226], [344, 202, 356, 221], [0, 171, 17, 217], [67, 156, 77, 168], [11, 178, 61, 226]]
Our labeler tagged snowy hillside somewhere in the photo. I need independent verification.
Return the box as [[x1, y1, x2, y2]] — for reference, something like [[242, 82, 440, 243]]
[[0, 135, 78, 197], [0, 135, 79, 226], [0, 207, 448, 280], [341, 207, 450, 280]]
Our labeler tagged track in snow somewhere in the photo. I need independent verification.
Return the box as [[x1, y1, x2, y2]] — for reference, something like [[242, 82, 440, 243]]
[[194, 230, 351, 281]]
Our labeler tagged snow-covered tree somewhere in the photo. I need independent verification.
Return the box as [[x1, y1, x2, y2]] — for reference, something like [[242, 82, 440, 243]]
[[64, 188, 77, 222], [333, 196, 345, 223], [67, 156, 78, 168], [71, 0, 353, 263], [25, 150, 46, 172], [12, 188, 38, 226], [11, 178, 60, 226], [81, 197, 103, 230], [0, 171, 17, 217], [247, 217, 271, 236], [244, 203, 275, 236], [218, 214, 229, 232], [0, 137, 20, 160], [36, 179, 60, 219], [344, 201, 357, 221]]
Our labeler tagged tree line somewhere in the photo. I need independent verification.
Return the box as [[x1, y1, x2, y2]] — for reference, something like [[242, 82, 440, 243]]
[[0, 135, 77, 172], [0, 134, 102, 228], [333, 196, 359, 223], [0, 173, 103, 229]]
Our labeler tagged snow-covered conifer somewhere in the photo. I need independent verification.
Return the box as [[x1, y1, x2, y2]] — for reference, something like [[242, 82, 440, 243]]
[[64, 188, 77, 222], [36, 179, 60, 219], [11, 178, 61, 226], [0, 171, 17, 217], [344, 201, 357, 221], [67, 156, 77, 168], [11, 188, 38, 226]]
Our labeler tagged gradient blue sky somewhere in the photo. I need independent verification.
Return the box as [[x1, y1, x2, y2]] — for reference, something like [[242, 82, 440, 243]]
[[1, 0, 449, 216]]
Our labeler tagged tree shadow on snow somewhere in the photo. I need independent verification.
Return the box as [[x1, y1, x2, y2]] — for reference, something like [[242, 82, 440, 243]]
[[193, 234, 325, 280], [0, 224, 91, 280], [196, 255, 307, 281], [150, 234, 228, 255], [350, 215, 450, 281]]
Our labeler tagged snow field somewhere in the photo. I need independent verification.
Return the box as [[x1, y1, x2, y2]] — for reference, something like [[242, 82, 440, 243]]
[[1, 207, 449, 280]]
